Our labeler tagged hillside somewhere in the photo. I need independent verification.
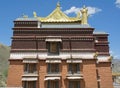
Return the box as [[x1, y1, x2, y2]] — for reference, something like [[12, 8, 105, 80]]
[[112, 59, 120, 73], [0, 43, 10, 87]]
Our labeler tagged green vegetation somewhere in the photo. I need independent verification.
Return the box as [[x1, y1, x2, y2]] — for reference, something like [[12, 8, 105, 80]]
[[0, 43, 10, 87]]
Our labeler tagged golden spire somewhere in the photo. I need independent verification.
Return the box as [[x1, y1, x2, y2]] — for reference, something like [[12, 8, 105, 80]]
[[33, 11, 37, 17], [56, 1, 60, 9], [81, 5, 88, 24], [22, 14, 28, 18]]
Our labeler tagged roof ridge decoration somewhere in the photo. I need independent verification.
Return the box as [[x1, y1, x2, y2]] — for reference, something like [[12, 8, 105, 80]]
[[81, 5, 88, 24], [16, 3, 89, 24], [34, 2, 82, 23]]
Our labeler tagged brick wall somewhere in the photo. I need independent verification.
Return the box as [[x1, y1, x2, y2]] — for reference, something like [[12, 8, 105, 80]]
[[61, 60, 68, 88], [97, 62, 113, 88], [83, 59, 98, 88], [7, 60, 23, 87], [38, 60, 47, 88]]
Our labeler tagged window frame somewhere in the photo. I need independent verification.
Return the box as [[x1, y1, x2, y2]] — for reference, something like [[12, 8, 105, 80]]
[[47, 80, 59, 88], [47, 63, 60, 74], [68, 63, 80, 74], [23, 81, 36, 88], [69, 80, 80, 88], [24, 63, 37, 74], [46, 42, 61, 55]]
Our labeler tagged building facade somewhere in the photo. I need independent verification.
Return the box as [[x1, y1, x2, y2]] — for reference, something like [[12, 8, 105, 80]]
[[7, 3, 113, 88]]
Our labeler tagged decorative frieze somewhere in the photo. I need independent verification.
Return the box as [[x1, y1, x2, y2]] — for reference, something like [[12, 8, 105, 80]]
[[97, 55, 110, 62], [46, 60, 61, 63], [66, 60, 82, 63], [10, 52, 95, 60]]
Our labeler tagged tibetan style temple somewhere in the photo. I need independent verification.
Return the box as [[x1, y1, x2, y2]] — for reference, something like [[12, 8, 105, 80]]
[[7, 3, 113, 88]]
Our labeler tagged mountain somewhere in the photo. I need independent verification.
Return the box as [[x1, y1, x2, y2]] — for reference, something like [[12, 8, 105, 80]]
[[112, 59, 120, 73], [0, 43, 10, 87]]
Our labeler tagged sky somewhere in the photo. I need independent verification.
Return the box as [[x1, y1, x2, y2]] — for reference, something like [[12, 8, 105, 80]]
[[0, 0, 120, 59]]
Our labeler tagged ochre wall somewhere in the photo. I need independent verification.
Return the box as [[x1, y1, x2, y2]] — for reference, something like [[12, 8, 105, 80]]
[[39, 60, 47, 88], [97, 62, 113, 88], [7, 60, 23, 87], [83, 59, 98, 88]]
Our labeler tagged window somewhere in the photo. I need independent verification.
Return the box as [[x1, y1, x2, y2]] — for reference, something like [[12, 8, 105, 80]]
[[47, 80, 59, 88], [68, 63, 80, 74], [50, 42, 57, 53], [47, 64, 59, 74], [23, 81, 36, 88], [69, 81, 80, 88], [47, 42, 60, 55], [97, 81, 100, 88], [24, 63, 37, 73]]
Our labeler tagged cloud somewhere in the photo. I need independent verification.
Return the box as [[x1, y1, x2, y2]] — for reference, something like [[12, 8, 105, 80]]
[[64, 6, 80, 15], [115, 0, 120, 8], [87, 6, 102, 16], [64, 6, 102, 16]]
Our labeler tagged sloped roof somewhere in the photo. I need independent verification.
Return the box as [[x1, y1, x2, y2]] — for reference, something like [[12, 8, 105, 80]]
[[37, 3, 81, 22], [15, 3, 81, 23]]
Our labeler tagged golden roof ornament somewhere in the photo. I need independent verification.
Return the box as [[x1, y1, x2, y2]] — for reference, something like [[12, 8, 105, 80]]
[[36, 2, 81, 22], [94, 52, 98, 59], [108, 56, 113, 62], [81, 5, 88, 24], [76, 12, 81, 18], [57, 1, 60, 8], [22, 14, 28, 18], [33, 11, 37, 18]]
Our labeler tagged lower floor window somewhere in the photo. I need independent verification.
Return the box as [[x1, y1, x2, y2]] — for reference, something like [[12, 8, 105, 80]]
[[47, 80, 59, 88], [68, 63, 80, 74], [24, 63, 37, 73], [69, 81, 80, 88], [23, 81, 36, 88]]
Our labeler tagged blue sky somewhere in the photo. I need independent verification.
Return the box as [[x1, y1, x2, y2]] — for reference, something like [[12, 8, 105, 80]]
[[0, 0, 120, 58]]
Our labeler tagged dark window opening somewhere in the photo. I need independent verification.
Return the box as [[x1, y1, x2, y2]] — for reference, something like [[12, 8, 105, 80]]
[[46, 42, 61, 55], [23, 81, 36, 88], [47, 80, 59, 88], [69, 81, 80, 88], [47, 63, 59, 74], [68, 63, 80, 74], [24, 63, 37, 73]]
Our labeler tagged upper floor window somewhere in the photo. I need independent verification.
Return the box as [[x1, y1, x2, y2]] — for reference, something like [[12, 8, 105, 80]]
[[68, 63, 80, 74], [24, 63, 37, 74], [47, 63, 59, 74], [47, 42, 61, 55], [50, 42, 58, 53]]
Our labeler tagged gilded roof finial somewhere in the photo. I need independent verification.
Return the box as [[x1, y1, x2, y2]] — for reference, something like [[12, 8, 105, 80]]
[[94, 52, 98, 59], [57, 1, 60, 8], [108, 56, 113, 62], [22, 14, 28, 18], [76, 12, 81, 18], [83, 5, 86, 9], [80, 5, 88, 24], [33, 11, 37, 18]]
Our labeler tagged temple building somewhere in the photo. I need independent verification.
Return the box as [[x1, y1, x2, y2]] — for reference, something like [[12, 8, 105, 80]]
[[7, 3, 113, 88]]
